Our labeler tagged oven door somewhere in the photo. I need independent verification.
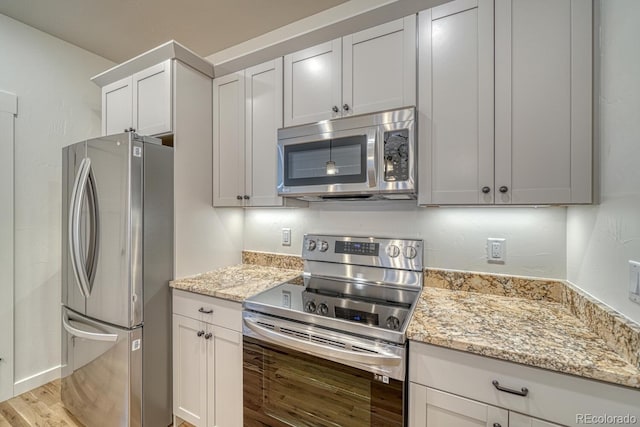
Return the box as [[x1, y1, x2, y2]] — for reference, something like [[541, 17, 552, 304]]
[[277, 127, 377, 197], [243, 335, 404, 427]]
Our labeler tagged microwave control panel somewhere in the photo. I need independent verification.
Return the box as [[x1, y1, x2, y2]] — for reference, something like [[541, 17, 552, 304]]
[[383, 129, 409, 182]]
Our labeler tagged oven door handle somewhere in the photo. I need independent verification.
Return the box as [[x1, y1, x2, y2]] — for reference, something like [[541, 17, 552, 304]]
[[244, 317, 402, 367]]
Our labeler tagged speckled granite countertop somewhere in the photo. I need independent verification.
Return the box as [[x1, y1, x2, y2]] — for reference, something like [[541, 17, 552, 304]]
[[407, 287, 640, 389], [170, 264, 301, 303], [171, 252, 640, 390]]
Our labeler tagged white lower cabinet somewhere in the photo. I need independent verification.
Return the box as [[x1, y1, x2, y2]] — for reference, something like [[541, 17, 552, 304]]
[[409, 342, 640, 427], [173, 290, 242, 427]]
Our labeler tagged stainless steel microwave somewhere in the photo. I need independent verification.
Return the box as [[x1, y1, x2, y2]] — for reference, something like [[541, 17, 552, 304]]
[[277, 107, 416, 201]]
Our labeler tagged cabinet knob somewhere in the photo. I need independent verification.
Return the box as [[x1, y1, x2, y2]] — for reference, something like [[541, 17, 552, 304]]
[[197, 330, 205, 337], [243, 195, 250, 200], [236, 195, 243, 200], [499, 186, 509, 193], [204, 333, 212, 340], [343, 104, 350, 111], [332, 106, 339, 113], [482, 186, 491, 194]]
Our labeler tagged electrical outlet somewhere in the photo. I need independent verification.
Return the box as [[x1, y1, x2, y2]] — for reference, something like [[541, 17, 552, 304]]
[[487, 238, 506, 263], [630, 260, 640, 304], [282, 228, 291, 246]]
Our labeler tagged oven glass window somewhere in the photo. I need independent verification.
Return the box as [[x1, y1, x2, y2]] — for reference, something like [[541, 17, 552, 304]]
[[284, 134, 367, 186], [243, 337, 403, 427]]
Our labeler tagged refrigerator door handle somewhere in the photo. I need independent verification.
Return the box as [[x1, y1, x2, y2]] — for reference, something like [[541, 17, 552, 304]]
[[63, 316, 118, 342], [68, 158, 92, 298]]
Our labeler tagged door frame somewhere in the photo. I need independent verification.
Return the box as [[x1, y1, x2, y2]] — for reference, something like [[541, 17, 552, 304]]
[[0, 90, 17, 402]]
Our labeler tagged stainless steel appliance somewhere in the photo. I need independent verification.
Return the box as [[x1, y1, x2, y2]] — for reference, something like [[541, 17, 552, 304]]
[[61, 132, 173, 427], [277, 107, 416, 201], [243, 234, 423, 426]]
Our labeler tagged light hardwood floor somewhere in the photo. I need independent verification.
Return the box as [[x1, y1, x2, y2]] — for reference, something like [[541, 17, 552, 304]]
[[0, 381, 193, 427]]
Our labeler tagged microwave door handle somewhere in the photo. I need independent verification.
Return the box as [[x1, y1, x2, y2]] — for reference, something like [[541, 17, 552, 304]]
[[367, 129, 377, 188], [244, 317, 402, 367], [63, 317, 118, 342], [68, 158, 92, 298]]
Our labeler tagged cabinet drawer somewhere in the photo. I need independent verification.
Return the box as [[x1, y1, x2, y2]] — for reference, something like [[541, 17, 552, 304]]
[[173, 289, 242, 332], [409, 342, 640, 427]]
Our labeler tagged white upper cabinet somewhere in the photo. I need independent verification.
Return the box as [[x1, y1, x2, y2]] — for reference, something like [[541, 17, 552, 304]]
[[132, 60, 172, 136], [284, 39, 342, 126], [214, 58, 301, 208], [101, 59, 172, 136], [213, 71, 245, 207], [343, 16, 416, 117], [418, 0, 494, 205], [284, 16, 416, 127], [418, 0, 592, 205], [245, 59, 285, 207], [494, 0, 592, 204], [102, 76, 133, 136]]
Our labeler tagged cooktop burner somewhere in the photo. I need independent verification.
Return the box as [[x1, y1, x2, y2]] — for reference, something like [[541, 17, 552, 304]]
[[243, 234, 424, 344]]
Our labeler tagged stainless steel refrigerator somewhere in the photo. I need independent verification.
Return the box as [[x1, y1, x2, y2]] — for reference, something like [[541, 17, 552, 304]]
[[61, 132, 173, 427]]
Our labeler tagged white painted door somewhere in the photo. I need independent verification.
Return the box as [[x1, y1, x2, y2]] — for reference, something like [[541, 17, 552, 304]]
[[245, 58, 284, 207], [342, 15, 416, 116], [418, 0, 494, 205], [209, 326, 243, 427], [0, 90, 16, 402], [284, 39, 342, 126], [102, 76, 132, 136], [173, 314, 208, 427], [510, 413, 562, 427], [213, 72, 245, 207], [494, 0, 592, 204], [410, 384, 509, 427], [132, 59, 172, 136]]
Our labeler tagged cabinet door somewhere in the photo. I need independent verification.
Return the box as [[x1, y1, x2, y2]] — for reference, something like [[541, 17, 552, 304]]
[[510, 413, 562, 427], [495, 0, 592, 204], [418, 0, 494, 205], [245, 59, 284, 207], [173, 314, 208, 427], [213, 72, 245, 207], [208, 325, 243, 427], [132, 59, 173, 136], [284, 39, 342, 126], [342, 15, 416, 116], [410, 383, 508, 427], [102, 76, 132, 136]]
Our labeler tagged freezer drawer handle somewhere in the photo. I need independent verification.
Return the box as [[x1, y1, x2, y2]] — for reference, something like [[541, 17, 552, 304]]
[[63, 317, 118, 342], [198, 307, 213, 314]]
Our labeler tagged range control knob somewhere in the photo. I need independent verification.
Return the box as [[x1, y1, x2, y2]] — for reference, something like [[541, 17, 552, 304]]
[[317, 303, 329, 315], [304, 301, 316, 313], [386, 244, 401, 258], [318, 240, 329, 252], [386, 316, 401, 330], [306, 239, 317, 251], [404, 246, 418, 259]]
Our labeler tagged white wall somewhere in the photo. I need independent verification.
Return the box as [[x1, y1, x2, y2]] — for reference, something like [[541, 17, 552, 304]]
[[245, 203, 567, 279], [566, 0, 640, 324], [0, 14, 114, 391]]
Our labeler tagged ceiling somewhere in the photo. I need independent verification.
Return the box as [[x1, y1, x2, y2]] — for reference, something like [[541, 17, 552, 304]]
[[0, 0, 349, 64]]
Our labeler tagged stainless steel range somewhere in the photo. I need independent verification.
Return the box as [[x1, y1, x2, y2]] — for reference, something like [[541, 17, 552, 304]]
[[242, 234, 423, 427]]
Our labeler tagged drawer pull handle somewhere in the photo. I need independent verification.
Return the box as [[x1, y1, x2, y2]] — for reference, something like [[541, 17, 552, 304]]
[[198, 307, 213, 314], [492, 380, 528, 397], [493, 424, 502, 427]]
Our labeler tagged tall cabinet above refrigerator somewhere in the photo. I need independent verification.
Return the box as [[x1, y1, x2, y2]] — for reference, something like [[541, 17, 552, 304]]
[[61, 132, 173, 427]]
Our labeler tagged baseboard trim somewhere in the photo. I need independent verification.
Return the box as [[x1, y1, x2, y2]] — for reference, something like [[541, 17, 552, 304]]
[[13, 365, 61, 395]]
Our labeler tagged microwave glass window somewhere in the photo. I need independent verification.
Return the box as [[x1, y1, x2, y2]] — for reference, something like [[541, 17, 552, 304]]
[[284, 135, 367, 186]]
